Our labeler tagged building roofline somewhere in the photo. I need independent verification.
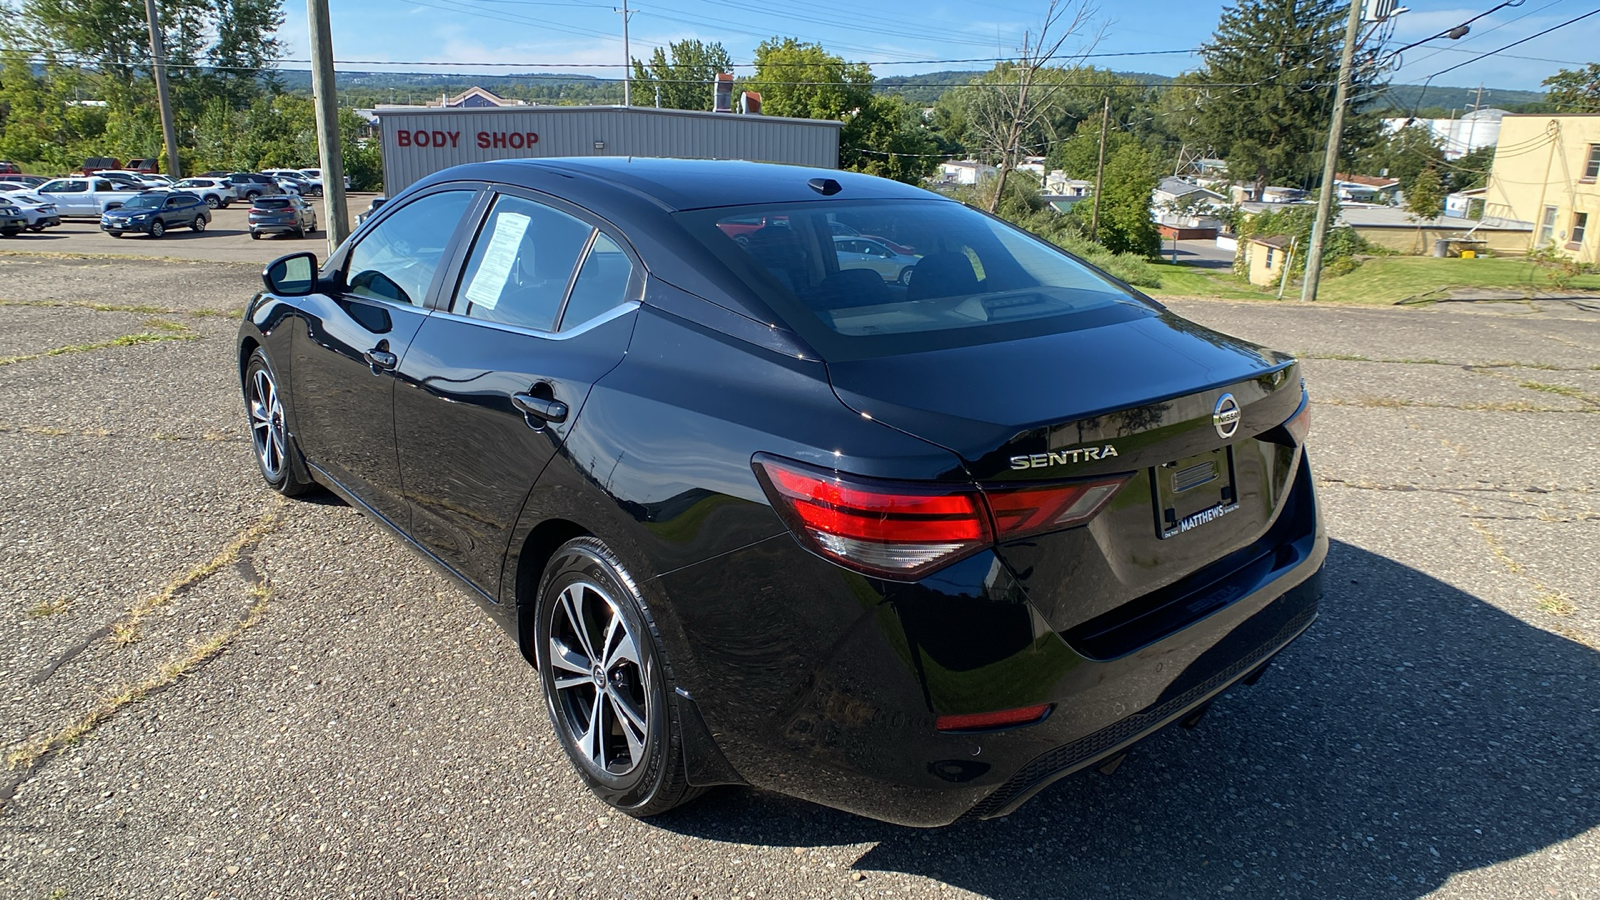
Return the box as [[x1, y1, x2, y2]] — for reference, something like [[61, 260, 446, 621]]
[[371, 104, 844, 127]]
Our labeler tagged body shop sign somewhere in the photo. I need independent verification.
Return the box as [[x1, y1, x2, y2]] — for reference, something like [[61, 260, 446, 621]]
[[394, 129, 540, 150]]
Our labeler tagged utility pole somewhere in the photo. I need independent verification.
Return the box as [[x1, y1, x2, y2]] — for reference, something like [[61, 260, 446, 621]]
[[1089, 95, 1109, 242], [307, 0, 350, 250], [618, 0, 634, 106], [1300, 0, 1365, 302], [142, 0, 181, 179], [1463, 83, 1486, 158]]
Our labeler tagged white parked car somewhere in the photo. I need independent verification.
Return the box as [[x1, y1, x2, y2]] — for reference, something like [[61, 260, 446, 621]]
[[1, 192, 63, 231], [172, 177, 238, 209], [34, 177, 139, 216], [298, 167, 350, 191]]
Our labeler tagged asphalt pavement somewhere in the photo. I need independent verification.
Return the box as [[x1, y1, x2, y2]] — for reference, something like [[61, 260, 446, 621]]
[[0, 193, 382, 265], [0, 251, 1596, 900]]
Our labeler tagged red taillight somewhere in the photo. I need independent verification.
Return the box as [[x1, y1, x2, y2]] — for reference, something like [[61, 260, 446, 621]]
[[753, 455, 1128, 580], [936, 704, 1052, 732], [756, 456, 992, 579]]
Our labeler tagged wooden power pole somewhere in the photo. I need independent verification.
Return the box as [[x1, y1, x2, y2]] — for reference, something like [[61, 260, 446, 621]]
[[1089, 96, 1109, 241], [307, 0, 350, 250], [142, 0, 182, 179], [1300, 0, 1364, 302]]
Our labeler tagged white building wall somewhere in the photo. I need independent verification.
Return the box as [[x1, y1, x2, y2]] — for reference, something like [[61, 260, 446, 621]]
[[377, 106, 842, 194]]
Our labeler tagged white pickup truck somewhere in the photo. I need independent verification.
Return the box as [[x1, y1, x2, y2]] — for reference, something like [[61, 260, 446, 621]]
[[34, 176, 141, 216]]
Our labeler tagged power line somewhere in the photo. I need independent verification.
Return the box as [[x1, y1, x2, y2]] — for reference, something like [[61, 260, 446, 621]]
[[1420, 6, 1600, 82]]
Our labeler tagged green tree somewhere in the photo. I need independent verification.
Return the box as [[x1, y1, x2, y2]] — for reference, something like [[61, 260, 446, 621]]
[[746, 38, 872, 121], [1193, 0, 1380, 197], [1542, 63, 1600, 113], [1405, 165, 1445, 221], [1354, 123, 1445, 193], [630, 39, 733, 111], [1050, 117, 1134, 180], [1450, 145, 1494, 192], [840, 95, 939, 184], [1095, 143, 1161, 257]]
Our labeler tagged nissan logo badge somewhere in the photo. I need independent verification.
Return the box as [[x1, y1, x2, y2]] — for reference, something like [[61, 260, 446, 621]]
[[1213, 393, 1241, 439]]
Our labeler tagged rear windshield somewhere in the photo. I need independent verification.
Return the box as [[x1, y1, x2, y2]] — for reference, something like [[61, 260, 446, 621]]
[[254, 197, 292, 209], [675, 199, 1156, 361]]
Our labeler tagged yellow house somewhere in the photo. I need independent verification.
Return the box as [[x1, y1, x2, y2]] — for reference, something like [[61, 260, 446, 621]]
[[1244, 235, 1293, 287], [1481, 113, 1600, 263]]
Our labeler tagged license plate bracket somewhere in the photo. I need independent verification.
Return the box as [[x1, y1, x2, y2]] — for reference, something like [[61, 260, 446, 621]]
[[1152, 446, 1238, 540]]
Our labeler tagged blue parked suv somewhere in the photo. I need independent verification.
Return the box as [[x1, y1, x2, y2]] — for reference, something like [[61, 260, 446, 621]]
[[100, 191, 211, 238]]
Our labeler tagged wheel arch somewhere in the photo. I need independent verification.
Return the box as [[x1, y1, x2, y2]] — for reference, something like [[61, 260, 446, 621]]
[[512, 517, 591, 668]]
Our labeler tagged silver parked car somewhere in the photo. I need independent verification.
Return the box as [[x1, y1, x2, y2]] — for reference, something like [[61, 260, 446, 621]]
[[833, 235, 922, 285]]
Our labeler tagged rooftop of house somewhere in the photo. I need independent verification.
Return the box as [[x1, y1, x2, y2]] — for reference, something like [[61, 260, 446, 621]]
[[1335, 173, 1401, 189]]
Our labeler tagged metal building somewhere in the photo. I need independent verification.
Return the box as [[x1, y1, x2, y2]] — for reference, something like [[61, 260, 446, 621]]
[[375, 105, 843, 194]]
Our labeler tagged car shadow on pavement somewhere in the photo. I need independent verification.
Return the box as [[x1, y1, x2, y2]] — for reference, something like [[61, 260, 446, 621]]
[[656, 539, 1600, 898]]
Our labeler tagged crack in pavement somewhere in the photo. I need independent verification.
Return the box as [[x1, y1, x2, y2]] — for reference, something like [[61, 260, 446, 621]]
[[2, 536, 280, 804], [0, 423, 247, 444], [24, 503, 285, 687]]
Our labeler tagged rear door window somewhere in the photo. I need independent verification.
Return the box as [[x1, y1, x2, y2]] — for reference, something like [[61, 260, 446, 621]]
[[559, 233, 635, 331], [452, 194, 592, 331], [344, 190, 475, 307]]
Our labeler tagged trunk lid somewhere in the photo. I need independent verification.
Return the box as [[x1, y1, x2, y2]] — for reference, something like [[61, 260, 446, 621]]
[[826, 312, 1306, 641]]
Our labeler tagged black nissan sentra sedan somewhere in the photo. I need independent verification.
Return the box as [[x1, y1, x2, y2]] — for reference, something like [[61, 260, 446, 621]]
[[238, 158, 1325, 827]]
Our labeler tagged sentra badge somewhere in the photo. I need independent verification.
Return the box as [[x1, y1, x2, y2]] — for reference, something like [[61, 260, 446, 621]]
[[1009, 445, 1118, 470]]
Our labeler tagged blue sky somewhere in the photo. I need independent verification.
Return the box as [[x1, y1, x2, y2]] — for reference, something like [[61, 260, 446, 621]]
[[277, 0, 1597, 94]]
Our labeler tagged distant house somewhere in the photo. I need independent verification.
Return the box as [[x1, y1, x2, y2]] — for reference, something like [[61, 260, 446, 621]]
[[1153, 177, 1226, 236], [1445, 187, 1487, 219], [1261, 185, 1307, 203], [1044, 171, 1091, 196], [1244, 235, 1294, 287], [1016, 156, 1049, 177], [1333, 172, 1401, 203], [429, 86, 529, 109], [936, 160, 996, 185]]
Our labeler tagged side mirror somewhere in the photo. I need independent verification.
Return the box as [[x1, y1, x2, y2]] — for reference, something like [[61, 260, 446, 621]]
[[264, 252, 319, 297]]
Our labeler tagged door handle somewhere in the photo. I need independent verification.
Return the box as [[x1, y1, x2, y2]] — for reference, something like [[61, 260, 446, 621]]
[[512, 392, 569, 424], [363, 348, 398, 372]]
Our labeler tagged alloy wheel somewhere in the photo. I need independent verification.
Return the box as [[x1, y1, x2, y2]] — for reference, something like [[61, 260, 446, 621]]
[[247, 366, 287, 482], [547, 580, 651, 777]]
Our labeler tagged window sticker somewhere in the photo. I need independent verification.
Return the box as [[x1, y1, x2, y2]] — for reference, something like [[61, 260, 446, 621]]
[[464, 211, 531, 311]]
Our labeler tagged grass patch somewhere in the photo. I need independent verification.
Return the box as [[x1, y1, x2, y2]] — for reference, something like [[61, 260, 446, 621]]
[[0, 298, 242, 318], [1538, 591, 1576, 617], [27, 597, 73, 618], [1517, 380, 1598, 403], [0, 324, 198, 368], [1146, 255, 1600, 305]]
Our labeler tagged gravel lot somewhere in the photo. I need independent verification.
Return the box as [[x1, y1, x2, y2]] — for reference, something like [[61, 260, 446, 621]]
[[0, 250, 1596, 900]]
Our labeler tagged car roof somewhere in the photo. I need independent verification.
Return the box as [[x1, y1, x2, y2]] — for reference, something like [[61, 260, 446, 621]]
[[421, 157, 940, 213]]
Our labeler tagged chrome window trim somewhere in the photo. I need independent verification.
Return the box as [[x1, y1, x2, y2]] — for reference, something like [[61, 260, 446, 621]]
[[429, 298, 641, 342]]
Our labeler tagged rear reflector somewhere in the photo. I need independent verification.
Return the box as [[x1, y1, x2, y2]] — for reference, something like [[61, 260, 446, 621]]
[[753, 454, 1129, 580], [984, 477, 1129, 542], [936, 704, 1052, 732]]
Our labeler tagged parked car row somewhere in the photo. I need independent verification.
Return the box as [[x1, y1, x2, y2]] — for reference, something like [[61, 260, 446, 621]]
[[0, 177, 348, 241]]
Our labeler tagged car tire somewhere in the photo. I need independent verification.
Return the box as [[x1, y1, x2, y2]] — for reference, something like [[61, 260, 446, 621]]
[[294, 225, 305, 239], [535, 537, 703, 819], [204, 195, 220, 209], [109, 232, 123, 238], [244, 349, 316, 497], [191, 216, 206, 233], [29, 225, 44, 232], [250, 231, 261, 240], [0, 227, 19, 237], [898, 267, 914, 286], [245, 190, 261, 201], [148, 219, 165, 239]]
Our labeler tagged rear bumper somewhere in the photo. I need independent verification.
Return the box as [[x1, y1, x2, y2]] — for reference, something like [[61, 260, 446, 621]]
[[250, 221, 302, 234], [655, 453, 1326, 827]]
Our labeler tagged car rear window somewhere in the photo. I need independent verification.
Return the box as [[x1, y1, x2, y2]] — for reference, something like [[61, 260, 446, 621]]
[[255, 197, 292, 209], [674, 199, 1157, 362]]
